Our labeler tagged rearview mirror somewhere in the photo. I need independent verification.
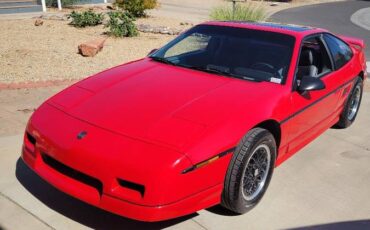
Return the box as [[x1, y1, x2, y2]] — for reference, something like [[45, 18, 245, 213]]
[[298, 76, 325, 92], [147, 49, 158, 56]]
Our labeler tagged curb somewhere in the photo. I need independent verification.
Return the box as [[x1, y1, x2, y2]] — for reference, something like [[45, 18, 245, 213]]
[[350, 7, 370, 31]]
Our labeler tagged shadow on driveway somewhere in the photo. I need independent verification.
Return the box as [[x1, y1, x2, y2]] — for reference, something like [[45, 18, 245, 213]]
[[289, 220, 370, 230], [15, 158, 197, 230], [16, 157, 370, 230]]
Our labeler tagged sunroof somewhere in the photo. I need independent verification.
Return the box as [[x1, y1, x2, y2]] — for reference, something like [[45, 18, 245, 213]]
[[226, 21, 312, 32]]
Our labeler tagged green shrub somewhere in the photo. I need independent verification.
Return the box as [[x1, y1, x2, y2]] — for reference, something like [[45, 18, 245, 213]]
[[106, 11, 139, 37], [114, 0, 157, 17], [68, 10, 104, 28], [210, 3, 266, 22]]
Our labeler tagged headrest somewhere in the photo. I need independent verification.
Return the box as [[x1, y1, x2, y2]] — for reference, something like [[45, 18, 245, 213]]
[[299, 48, 314, 66]]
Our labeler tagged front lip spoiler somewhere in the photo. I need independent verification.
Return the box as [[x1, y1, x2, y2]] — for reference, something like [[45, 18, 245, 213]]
[[99, 183, 223, 222]]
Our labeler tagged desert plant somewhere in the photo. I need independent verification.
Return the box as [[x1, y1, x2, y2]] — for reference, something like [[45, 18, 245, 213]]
[[106, 11, 139, 37], [114, 0, 157, 17], [210, 3, 266, 22], [69, 10, 104, 28]]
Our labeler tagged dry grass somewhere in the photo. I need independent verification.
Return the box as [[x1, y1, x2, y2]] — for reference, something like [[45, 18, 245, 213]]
[[210, 2, 267, 22]]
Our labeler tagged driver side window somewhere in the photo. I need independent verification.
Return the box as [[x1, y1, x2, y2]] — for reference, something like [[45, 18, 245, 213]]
[[296, 35, 333, 80]]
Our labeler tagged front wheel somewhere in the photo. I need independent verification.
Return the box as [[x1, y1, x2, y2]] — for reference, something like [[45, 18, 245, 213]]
[[221, 128, 276, 214], [335, 77, 363, 129]]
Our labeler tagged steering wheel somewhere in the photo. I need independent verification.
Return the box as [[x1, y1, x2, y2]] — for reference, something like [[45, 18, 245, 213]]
[[250, 62, 275, 73]]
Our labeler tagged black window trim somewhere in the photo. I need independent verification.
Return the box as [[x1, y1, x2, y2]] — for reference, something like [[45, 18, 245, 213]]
[[322, 32, 354, 71], [318, 34, 335, 72], [292, 32, 335, 91]]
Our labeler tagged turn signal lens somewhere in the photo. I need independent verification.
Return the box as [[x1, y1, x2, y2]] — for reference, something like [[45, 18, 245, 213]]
[[182, 147, 236, 174], [24, 132, 36, 155]]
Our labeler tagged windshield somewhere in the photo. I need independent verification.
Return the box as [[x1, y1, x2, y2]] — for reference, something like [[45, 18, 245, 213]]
[[150, 24, 295, 83]]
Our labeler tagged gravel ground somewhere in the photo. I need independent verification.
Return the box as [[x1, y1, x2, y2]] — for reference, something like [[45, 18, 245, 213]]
[[0, 16, 187, 84], [0, 0, 343, 85]]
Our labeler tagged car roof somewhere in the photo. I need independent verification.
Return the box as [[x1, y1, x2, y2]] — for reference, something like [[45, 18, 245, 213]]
[[202, 21, 327, 38]]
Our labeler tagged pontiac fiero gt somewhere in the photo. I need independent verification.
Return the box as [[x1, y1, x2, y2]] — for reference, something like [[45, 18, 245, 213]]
[[22, 21, 366, 221]]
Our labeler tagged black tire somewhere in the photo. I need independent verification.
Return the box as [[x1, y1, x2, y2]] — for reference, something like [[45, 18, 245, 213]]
[[221, 128, 276, 214], [335, 77, 363, 129]]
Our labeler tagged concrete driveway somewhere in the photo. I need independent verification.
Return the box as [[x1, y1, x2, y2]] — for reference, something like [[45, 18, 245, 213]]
[[1, 92, 369, 229], [1, 1, 370, 230]]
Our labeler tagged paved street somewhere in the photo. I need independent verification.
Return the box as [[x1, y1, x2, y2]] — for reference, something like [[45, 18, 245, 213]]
[[271, 0, 370, 58], [1, 1, 370, 229]]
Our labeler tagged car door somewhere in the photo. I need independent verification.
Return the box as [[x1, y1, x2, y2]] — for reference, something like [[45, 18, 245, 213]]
[[284, 34, 341, 153]]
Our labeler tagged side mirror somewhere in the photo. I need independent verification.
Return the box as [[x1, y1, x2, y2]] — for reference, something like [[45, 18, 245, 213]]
[[298, 76, 325, 92], [147, 48, 158, 56]]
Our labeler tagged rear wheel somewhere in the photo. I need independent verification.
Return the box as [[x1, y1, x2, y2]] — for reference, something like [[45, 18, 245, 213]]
[[221, 128, 276, 214], [335, 77, 363, 128]]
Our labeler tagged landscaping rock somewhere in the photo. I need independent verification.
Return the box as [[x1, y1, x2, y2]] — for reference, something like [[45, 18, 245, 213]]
[[102, 17, 110, 25], [40, 14, 69, 21], [50, 15, 63, 20], [137, 24, 153, 33], [136, 24, 183, 35], [34, 19, 43, 26], [159, 26, 170, 34], [78, 37, 107, 57], [180, 21, 193, 26]]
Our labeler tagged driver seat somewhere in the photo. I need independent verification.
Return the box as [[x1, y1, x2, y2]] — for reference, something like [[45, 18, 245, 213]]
[[297, 48, 318, 78]]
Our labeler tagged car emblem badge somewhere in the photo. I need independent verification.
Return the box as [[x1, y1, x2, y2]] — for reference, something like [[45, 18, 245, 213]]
[[77, 131, 87, 140]]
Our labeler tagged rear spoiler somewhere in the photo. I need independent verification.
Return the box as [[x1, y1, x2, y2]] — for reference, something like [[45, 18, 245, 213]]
[[339, 35, 365, 51]]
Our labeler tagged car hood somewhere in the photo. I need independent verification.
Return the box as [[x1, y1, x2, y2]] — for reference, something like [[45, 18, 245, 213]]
[[48, 59, 278, 151]]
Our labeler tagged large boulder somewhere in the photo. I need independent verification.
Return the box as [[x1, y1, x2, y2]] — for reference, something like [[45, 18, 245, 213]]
[[78, 38, 107, 57]]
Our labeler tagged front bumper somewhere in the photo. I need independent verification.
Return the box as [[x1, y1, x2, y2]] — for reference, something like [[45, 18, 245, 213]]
[[21, 103, 230, 221], [22, 146, 222, 221]]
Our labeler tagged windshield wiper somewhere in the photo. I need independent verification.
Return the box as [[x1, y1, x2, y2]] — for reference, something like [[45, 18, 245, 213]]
[[150, 56, 177, 66], [149, 59, 261, 82], [194, 66, 227, 75], [189, 66, 261, 82]]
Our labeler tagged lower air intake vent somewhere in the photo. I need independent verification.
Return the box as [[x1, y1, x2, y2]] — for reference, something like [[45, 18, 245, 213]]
[[42, 153, 103, 195], [117, 179, 145, 197]]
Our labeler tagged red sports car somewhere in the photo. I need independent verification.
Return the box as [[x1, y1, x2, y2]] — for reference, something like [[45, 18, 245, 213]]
[[22, 21, 367, 222]]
